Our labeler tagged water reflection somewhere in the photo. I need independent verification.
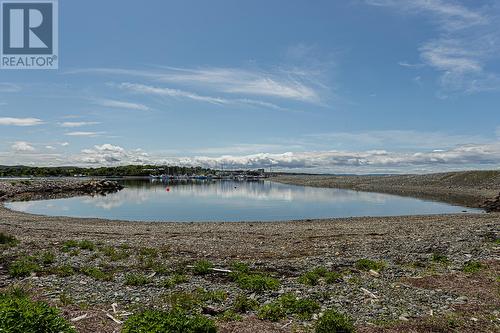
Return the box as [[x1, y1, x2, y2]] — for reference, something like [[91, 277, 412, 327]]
[[6, 180, 480, 222]]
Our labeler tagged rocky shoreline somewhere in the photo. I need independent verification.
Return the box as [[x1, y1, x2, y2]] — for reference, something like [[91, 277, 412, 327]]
[[0, 175, 499, 332]]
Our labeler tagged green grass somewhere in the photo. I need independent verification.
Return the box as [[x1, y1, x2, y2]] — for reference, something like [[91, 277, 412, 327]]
[[299, 267, 342, 285], [257, 302, 286, 321], [462, 261, 485, 274], [62, 239, 95, 252], [217, 309, 242, 322], [81, 266, 113, 281], [161, 274, 189, 288], [125, 273, 152, 286], [8, 256, 40, 277], [50, 265, 75, 277], [355, 259, 386, 271], [165, 291, 202, 312], [232, 272, 280, 292], [431, 252, 449, 264], [78, 240, 96, 251], [231, 261, 250, 273], [0, 290, 76, 333], [0, 232, 19, 247], [101, 246, 129, 261], [197, 289, 227, 304], [138, 247, 159, 257], [40, 251, 56, 265], [315, 309, 355, 333], [193, 260, 213, 275], [122, 309, 216, 333], [232, 294, 259, 313], [278, 293, 320, 320]]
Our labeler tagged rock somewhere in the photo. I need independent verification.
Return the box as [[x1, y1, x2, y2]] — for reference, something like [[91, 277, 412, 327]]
[[369, 269, 380, 277]]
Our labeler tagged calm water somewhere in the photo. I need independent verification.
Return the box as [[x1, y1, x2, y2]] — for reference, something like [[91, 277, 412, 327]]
[[6, 180, 480, 222]]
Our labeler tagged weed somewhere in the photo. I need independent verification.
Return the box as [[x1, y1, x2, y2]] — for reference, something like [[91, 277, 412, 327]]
[[78, 240, 96, 251], [232, 294, 258, 313], [431, 253, 449, 264], [81, 266, 113, 281], [101, 246, 129, 261], [232, 272, 280, 292], [122, 309, 216, 333], [462, 261, 485, 274], [355, 259, 386, 271], [217, 309, 242, 322], [50, 265, 75, 277], [138, 247, 159, 257], [125, 273, 152, 286], [8, 256, 40, 277], [193, 260, 213, 275], [161, 274, 189, 288], [40, 251, 56, 265], [258, 302, 286, 321], [315, 309, 355, 333], [0, 290, 75, 333]]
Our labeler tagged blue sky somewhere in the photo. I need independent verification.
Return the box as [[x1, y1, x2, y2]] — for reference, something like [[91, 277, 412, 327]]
[[0, 0, 499, 173]]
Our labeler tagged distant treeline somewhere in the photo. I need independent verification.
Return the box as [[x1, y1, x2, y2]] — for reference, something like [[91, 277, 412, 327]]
[[0, 165, 213, 177]]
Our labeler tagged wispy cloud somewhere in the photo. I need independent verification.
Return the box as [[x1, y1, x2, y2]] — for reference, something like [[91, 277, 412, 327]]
[[93, 98, 150, 111], [368, 0, 500, 93], [68, 65, 326, 104], [11, 141, 35, 152], [59, 121, 100, 128], [65, 131, 103, 137], [0, 117, 44, 126]]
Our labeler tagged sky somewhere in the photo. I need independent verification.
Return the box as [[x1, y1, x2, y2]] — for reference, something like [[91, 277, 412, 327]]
[[0, 0, 499, 173]]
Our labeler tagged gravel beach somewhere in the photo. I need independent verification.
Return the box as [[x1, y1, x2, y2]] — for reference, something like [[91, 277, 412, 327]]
[[0, 173, 499, 332]]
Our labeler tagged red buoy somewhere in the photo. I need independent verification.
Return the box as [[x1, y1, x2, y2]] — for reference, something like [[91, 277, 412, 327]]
[[166, 187, 170, 192]]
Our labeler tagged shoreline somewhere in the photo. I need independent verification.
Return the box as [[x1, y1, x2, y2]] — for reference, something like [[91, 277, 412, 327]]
[[0, 174, 499, 332]]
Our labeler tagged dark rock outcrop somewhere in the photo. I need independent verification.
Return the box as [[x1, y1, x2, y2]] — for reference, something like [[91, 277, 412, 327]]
[[481, 193, 500, 212]]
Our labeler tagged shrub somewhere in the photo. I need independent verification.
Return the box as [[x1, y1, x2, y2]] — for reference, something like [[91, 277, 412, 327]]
[[0, 232, 19, 247], [9, 256, 40, 277], [122, 309, 216, 333], [125, 273, 151, 286], [462, 261, 484, 273], [315, 309, 355, 333], [81, 266, 112, 281], [258, 303, 286, 321], [193, 260, 213, 275], [0, 291, 76, 333], [161, 274, 189, 288], [355, 259, 385, 271], [232, 273, 280, 292], [232, 294, 258, 313]]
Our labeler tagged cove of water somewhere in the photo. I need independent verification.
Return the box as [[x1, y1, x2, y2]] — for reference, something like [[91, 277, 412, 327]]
[[6, 180, 481, 222]]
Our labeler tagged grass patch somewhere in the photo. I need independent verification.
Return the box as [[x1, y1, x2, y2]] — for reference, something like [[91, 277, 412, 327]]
[[81, 266, 113, 281], [125, 273, 152, 286], [217, 309, 242, 322], [101, 246, 129, 261], [431, 252, 449, 264], [0, 289, 76, 333], [299, 267, 343, 285], [0, 232, 19, 247], [231, 261, 250, 273], [78, 240, 96, 251], [279, 293, 320, 320], [193, 260, 213, 275], [62, 239, 95, 252], [161, 274, 189, 288], [122, 309, 216, 333], [8, 256, 40, 277], [462, 261, 485, 274], [258, 302, 286, 322], [165, 291, 202, 312], [232, 294, 258, 313], [138, 247, 159, 257], [40, 251, 56, 265], [355, 259, 386, 271], [232, 272, 280, 292], [197, 288, 227, 304], [315, 309, 355, 333], [50, 265, 75, 277]]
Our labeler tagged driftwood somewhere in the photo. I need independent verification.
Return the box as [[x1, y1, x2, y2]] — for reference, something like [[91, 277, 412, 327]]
[[70, 313, 89, 322], [106, 313, 123, 324], [186, 265, 232, 273]]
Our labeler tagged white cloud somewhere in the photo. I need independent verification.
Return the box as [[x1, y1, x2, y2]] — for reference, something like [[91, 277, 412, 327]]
[[0, 117, 44, 126], [65, 131, 102, 137], [119, 82, 229, 105], [60, 142, 69, 147], [368, 0, 500, 93], [77, 144, 149, 164], [68, 65, 326, 104], [45, 145, 56, 150], [11, 141, 35, 152], [94, 98, 150, 111], [59, 121, 100, 128]]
